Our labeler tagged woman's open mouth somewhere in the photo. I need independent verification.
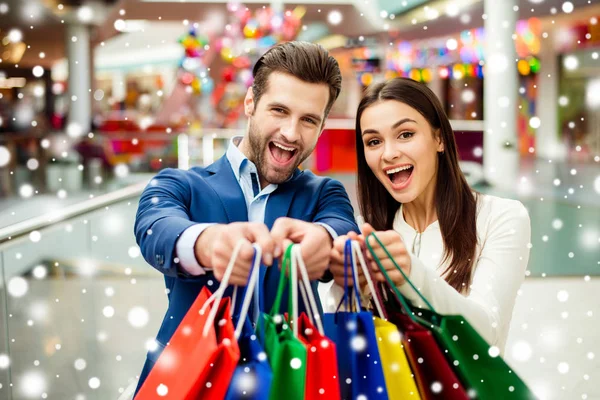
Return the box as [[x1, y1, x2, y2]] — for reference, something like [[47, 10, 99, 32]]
[[386, 165, 414, 189], [268, 141, 298, 167]]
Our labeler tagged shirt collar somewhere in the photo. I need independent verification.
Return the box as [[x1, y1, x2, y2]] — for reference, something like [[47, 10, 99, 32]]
[[226, 136, 251, 182]]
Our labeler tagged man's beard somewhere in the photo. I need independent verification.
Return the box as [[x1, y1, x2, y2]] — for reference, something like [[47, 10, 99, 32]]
[[247, 119, 311, 185]]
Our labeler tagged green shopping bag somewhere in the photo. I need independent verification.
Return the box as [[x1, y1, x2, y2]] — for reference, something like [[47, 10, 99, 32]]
[[367, 233, 536, 400], [257, 245, 307, 400]]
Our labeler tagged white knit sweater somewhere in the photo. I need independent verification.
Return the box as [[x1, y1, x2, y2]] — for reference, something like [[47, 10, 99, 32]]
[[323, 194, 531, 353]]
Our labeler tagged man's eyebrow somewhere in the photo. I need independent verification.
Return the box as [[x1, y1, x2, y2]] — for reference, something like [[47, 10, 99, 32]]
[[267, 102, 322, 124], [362, 118, 417, 136]]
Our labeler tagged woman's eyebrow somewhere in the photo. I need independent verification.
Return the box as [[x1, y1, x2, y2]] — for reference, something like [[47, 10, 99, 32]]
[[362, 118, 417, 136]]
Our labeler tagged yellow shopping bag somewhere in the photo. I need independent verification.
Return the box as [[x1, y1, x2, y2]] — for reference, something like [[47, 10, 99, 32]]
[[374, 317, 422, 398]]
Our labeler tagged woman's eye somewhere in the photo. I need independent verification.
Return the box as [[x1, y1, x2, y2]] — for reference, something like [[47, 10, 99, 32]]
[[366, 139, 380, 147], [399, 131, 415, 139]]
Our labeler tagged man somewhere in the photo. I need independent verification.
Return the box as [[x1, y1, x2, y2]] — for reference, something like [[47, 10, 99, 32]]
[[133, 41, 358, 393]]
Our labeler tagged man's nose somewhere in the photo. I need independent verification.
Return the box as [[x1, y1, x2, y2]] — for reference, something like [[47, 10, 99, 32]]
[[279, 120, 301, 142]]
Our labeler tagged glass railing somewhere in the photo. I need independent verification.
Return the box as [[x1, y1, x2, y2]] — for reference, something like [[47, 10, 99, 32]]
[[0, 182, 162, 400]]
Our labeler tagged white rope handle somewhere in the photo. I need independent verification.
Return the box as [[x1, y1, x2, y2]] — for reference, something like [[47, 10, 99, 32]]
[[234, 244, 262, 339], [293, 245, 325, 335], [200, 240, 246, 337], [344, 240, 362, 312], [352, 240, 385, 319], [290, 244, 299, 337]]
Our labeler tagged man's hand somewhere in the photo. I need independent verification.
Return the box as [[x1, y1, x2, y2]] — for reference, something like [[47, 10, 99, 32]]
[[270, 217, 333, 280], [194, 222, 275, 286], [329, 233, 368, 289]]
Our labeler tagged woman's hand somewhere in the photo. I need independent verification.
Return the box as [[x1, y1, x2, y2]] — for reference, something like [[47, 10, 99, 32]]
[[360, 223, 411, 286], [329, 233, 367, 289]]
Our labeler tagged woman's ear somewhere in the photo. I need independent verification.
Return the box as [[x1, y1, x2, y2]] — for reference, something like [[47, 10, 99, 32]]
[[436, 129, 444, 153]]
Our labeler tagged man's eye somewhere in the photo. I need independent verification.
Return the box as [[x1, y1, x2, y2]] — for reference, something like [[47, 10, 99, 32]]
[[303, 117, 317, 125], [273, 108, 285, 113]]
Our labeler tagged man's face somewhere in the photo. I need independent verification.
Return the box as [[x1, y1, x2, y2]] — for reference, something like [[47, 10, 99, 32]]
[[239, 72, 330, 186]]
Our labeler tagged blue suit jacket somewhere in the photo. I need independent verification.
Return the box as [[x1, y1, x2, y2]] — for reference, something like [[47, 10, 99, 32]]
[[133, 156, 358, 393]]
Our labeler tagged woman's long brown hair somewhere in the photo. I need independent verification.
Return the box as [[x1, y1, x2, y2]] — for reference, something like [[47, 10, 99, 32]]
[[355, 78, 478, 292]]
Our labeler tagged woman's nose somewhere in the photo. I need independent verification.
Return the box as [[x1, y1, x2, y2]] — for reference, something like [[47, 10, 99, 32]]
[[382, 143, 401, 162]]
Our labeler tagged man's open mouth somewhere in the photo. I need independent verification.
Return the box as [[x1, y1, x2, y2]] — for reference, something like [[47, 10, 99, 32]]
[[268, 141, 297, 165], [386, 165, 414, 185]]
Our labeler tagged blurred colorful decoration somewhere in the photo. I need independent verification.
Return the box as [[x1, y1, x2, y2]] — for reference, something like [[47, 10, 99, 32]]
[[177, 27, 215, 96], [216, 3, 304, 72], [387, 18, 542, 72], [360, 72, 374, 86], [517, 73, 538, 156], [516, 56, 541, 76], [555, 15, 600, 52], [515, 18, 542, 58], [209, 2, 305, 128]]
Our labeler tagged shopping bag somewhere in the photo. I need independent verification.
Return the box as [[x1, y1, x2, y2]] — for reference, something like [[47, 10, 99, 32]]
[[292, 245, 341, 400], [350, 241, 421, 399], [135, 242, 247, 400], [382, 285, 469, 400], [225, 246, 273, 400], [367, 233, 536, 400], [323, 239, 388, 399], [257, 245, 307, 400]]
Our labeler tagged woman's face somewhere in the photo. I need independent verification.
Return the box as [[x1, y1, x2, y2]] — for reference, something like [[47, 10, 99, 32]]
[[360, 100, 444, 204]]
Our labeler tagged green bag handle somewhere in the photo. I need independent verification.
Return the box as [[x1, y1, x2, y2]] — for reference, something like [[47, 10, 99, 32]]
[[269, 244, 298, 335], [366, 232, 440, 326]]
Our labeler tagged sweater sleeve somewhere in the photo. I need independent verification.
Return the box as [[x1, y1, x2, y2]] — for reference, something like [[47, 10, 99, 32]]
[[397, 200, 531, 351]]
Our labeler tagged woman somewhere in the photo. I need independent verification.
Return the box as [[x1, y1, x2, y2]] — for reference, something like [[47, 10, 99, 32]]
[[329, 77, 531, 351]]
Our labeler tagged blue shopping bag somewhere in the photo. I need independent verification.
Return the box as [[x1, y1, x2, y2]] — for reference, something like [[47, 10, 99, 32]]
[[225, 318, 273, 399], [224, 247, 273, 400], [322, 240, 388, 400]]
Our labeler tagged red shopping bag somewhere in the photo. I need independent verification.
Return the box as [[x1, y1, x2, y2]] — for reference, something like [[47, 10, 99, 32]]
[[297, 313, 341, 400], [292, 245, 341, 400], [135, 286, 240, 400]]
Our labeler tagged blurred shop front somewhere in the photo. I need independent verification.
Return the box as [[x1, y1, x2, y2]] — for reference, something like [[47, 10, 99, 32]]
[[556, 15, 600, 160]]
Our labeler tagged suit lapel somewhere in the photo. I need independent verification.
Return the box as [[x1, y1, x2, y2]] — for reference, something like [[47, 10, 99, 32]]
[[205, 157, 248, 222], [264, 169, 302, 229]]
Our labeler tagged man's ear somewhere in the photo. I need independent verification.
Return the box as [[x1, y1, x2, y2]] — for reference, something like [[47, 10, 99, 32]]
[[244, 87, 255, 117]]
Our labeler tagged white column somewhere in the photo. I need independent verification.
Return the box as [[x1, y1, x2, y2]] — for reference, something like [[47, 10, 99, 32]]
[[483, 0, 519, 189], [66, 23, 92, 134], [536, 29, 566, 160]]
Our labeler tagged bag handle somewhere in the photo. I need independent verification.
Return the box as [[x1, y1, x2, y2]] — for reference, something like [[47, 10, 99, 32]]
[[270, 244, 299, 336], [292, 245, 325, 335], [351, 241, 385, 319], [335, 239, 362, 312], [365, 232, 440, 325], [200, 239, 246, 337], [233, 245, 263, 339]]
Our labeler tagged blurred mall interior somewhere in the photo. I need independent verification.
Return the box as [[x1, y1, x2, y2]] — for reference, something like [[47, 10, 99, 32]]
[[0, 0, 599, 398]]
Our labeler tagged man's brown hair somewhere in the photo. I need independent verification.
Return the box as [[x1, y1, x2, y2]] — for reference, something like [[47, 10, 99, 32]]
[[252, 41, 342, 118]]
